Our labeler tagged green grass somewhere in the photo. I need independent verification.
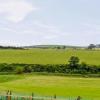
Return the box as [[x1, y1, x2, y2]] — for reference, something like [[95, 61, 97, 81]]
[[0, 75, 23, 83], [0, 74, 99, 100], [0, 49, 100, 65]]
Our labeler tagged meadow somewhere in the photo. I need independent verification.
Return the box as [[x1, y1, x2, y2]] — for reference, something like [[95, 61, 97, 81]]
[[0, 48, 100, 65], [0, 48, 100, 100], [0, 74, 99, 100]]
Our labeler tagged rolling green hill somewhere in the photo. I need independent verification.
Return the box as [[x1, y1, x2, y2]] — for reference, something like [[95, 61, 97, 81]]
[[0, 49, 99, 65]]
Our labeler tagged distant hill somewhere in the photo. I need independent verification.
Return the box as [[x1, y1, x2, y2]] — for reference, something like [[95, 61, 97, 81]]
[[23, 45, 85, 49], [0, 44, 94, 49]]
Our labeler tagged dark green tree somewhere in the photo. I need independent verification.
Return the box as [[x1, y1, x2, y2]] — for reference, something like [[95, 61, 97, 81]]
[[68, 56, 80, 69], [88, 44, 95, 49]]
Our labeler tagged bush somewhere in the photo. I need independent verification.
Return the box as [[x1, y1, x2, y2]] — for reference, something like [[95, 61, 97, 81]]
[[23, 65, 32, 73], [15, 67, 24, 74], [0, 62, 99, 74]]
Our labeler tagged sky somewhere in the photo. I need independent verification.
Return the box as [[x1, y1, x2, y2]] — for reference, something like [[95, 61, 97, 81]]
[[0, 0, 100, 46]]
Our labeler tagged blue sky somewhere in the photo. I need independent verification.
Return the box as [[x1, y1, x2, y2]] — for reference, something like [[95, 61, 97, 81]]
[[0, 0, 100, 46]]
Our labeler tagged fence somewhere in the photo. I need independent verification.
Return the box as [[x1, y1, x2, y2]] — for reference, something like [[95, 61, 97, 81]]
[[0, 91, 93, 100]]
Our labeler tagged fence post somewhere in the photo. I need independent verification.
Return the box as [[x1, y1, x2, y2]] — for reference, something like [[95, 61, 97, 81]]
[[9, 90, 12, 100], [7, 90, 12, 100], [32, 93, 34, 100], [6, 90, 9, 100]]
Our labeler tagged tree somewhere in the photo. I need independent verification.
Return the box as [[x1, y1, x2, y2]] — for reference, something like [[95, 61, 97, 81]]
[[57, 46, 61, 49], [88, 44, 95, 49], [68, 56, 80, 69]]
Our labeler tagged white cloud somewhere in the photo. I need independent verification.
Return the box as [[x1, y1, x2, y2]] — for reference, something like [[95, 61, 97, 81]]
[[0, 19, 70, 46], [33, 21, 69, 37], [0, 0, 37, 23]]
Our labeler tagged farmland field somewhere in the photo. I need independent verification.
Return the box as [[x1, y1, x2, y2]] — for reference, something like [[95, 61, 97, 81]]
[[0, 49, 100, 65], [0, 74, 100, 100]]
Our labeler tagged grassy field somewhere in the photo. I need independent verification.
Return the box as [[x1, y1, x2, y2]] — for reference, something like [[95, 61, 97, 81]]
[[0, 74, 99, 100], [0, 49, 100, 65]]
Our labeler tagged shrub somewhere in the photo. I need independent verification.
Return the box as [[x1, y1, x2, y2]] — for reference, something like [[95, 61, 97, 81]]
[[23, 65, 32, 73], [15, 67, 24, 74]]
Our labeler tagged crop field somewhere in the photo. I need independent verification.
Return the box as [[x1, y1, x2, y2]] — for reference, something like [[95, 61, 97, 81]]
[[0, 49, 100, 65], [0, 74, 99, 100]]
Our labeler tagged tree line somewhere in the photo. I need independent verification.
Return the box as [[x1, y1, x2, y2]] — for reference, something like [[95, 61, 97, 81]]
[[0, 56, 99, 74], [0, 46, 23, 49]]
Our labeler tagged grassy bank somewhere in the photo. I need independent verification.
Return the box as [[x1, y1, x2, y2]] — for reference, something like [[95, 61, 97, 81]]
[[0, 74, 99, 100]]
